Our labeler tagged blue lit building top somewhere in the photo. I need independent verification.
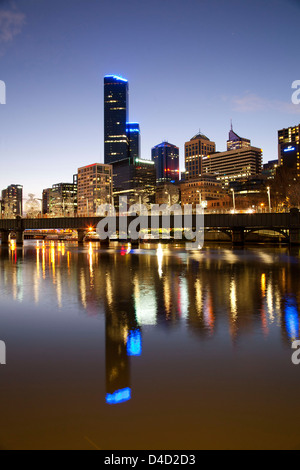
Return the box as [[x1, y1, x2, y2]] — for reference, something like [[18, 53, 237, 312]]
[[104, 75, 128, 83], [126, 122, 140, 134], [126, 123, 140, 159]]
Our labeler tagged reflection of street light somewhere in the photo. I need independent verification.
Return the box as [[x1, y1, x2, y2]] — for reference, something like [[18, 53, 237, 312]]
[[267, 186, 271, 213], [231, 188, 236, 213]]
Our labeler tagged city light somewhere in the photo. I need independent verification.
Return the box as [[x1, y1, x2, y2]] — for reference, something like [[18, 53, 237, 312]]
[[105, 388, 131, 405], [127, 330, 142, 356]]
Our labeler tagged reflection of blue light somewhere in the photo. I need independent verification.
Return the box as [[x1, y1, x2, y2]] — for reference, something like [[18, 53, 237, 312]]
[[106, 388, 131, 405], [284, 297, 299, 340], [127, 330, 142, 356], [284, 147, 296, 152]]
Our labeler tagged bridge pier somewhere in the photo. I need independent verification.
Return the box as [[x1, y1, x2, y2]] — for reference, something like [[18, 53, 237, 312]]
[[0, 230, 10, 246], [232, 228, 245, 246], [15, 230, 24, 246], [130, 238, 140, 248], [77, 230, 86, 245], [289, 208, 300, 245], [289, 228, 300, 245], [100, 238, 110, 247]]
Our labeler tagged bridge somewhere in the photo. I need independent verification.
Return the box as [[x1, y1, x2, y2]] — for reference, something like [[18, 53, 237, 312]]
[[0, 209, 299, 245]]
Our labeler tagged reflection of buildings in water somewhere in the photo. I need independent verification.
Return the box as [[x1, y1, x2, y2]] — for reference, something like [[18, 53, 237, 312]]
[[0, 242, 300, 361], [282, 295, 300, 343], [104, 270, 142, 405], [133, 274, 157, 326]]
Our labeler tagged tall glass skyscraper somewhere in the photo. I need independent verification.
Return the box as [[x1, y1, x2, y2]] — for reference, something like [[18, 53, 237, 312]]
[[126, 122, 140, 160], [104, 75, 129, 164]]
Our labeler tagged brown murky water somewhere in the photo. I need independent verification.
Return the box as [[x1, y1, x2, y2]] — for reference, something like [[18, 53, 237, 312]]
[[0, 240, 299, 450]]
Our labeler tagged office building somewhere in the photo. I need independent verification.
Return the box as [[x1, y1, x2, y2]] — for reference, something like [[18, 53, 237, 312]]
[[42, 188, 52, 215], [151, 141, 180, 183], [113, 157, 156, 206], [185, 133, 216, 180], [262, 160, 278, 180], [180, 175, 223, 207], [77, 163, 113, 216], [126, 123, 140, 160], [104, 75, 129, 164], [227, 125, 251, 151], [202, 147, 263, 188], [1, 184, 23, 217], [278, 124, 300, 174], [42, 178, 77, 216]]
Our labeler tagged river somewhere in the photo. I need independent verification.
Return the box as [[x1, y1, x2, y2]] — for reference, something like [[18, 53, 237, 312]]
[[0, 240, 299, 450]]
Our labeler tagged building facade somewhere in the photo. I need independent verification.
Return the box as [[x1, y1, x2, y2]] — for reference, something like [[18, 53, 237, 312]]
[[180, 175, 223, 207], [185, 133, 216, 180], [202, 147, 263, 188], [42, 188, 52, 215], [42, 178, 77, 216], [104, 75, 129, 164], [278, 124, 300, 174], [77, 163, 113, 216], [151, 141, 180, 183], [227, 126, 251, 151], [112, 157, 156, 207], [126, 122, 140, 160], [1, 184, 23, 218]]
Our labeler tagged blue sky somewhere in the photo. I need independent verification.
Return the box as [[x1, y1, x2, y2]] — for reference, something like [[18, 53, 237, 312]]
[[0, 0, 300, 199]]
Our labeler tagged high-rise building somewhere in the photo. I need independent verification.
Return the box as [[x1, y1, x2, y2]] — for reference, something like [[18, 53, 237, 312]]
[[262, 160, 278, 180], [112, 157, 156, 207], [104, 75, 129, 164], [151, 141, 180, 183], [185, 133, 216, 180], [126, 122, 140, 160], [202, 147, 263, 188], [77, 163, 113, 216], [1, 184, 23, 218], [42, 188, 52, 215], [278, 124, 300, 174], [42, 177, 77, 216], [227, 125, 251, 151]]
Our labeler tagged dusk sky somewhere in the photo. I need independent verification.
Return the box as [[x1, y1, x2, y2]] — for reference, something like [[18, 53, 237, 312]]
[[0, 0, 300, 199]]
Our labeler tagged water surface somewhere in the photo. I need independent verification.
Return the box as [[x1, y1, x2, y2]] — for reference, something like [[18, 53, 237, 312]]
[[0, 241, 299, 450]]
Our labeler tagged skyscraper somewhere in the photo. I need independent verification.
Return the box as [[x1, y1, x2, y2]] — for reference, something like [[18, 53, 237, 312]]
[[77, 163, 113, 216], [227, 125, 251, 151], [185, 133, 216, 180], [278, 124, 300, 174], [151, 141, 180, 183], [1, 184, 23, 218], [104, 75, 129, 164], [126, 122, 140, 160], [202, 147, 263, 188]]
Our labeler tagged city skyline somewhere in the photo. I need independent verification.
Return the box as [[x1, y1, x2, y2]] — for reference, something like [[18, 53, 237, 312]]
[[0, 0, 300, 199]]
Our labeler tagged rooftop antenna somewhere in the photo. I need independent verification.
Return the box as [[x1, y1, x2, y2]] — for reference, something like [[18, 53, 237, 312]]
[[230, 119, 233, 131]]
